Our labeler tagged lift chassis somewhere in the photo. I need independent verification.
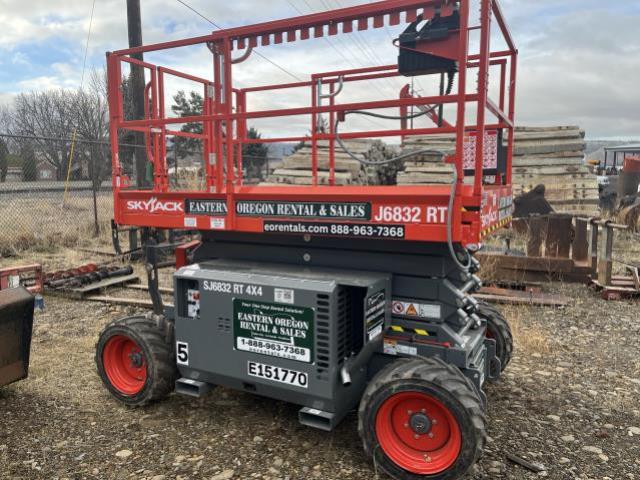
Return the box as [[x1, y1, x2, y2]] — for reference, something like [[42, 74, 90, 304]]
[[97, 1, 517, 478]]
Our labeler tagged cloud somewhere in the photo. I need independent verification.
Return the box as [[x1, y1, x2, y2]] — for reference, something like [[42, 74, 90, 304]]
[[513, 7, 640, 137], [0, 0, 639, 139], [11, 52, 29, 66]]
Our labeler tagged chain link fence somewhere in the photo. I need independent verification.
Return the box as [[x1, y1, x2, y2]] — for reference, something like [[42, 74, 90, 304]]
[[0, 133, 114, 255], [0, 133, 278, 256]]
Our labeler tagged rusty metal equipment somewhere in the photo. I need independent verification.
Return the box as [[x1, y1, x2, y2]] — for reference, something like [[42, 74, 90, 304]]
[[42, 263, 138, 300], [618, 156, 640, 198], [585, 219, 639, 300], [616, 156, 640, 231], [477, 214, 594, 284], [0, 264, 43, 294], [45, 265, 134, 290], [0, 287, 35, 388]]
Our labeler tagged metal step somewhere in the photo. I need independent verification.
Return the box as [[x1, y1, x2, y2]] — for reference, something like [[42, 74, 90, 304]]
[[298, 407, 337, 431], [175, 378, 212, 397]]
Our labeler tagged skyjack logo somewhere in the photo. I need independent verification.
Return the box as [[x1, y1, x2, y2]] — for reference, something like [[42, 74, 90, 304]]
[[126, 197, 184, 214]]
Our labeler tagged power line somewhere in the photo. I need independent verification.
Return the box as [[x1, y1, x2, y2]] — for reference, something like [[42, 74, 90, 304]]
[[283, 0, 394, 130], [285, 0, 360, 70], [366, 0, 428, 96], [79, 0, 97, 89], [327, 0, 404, 97], [175, 0, 303, 82], [177, 0, 396, 132], [175, 0, 223, 29], [64, 0, 97, 206]]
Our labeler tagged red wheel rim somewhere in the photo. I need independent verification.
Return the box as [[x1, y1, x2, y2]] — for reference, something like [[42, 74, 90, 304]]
[[375, 391, 462, 475], [486, 328, 495, 340], [103, 335, 147, 395]]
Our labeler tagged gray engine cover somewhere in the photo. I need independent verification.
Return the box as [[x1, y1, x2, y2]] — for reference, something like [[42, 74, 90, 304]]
[[174, 259, 391, 420]]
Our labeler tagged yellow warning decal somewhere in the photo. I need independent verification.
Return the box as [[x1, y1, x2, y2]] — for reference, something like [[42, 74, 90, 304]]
[[481, 216, 512, 237], [389, 326, 430, 336]]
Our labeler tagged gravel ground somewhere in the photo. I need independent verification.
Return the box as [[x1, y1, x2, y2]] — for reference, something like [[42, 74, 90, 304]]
[[1, 250, 639, 480]]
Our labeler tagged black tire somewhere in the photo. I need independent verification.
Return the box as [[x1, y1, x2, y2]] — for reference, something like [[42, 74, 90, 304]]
[[358, 357, 486, 480], [477, 301, 513, 372], [96, 315, 177, 406]]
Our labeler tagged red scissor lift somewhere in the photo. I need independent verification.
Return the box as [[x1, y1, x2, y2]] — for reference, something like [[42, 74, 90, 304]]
[[100, 2, 517, 479]]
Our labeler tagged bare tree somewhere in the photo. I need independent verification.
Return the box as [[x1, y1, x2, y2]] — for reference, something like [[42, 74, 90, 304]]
[[10, 90, 75, 180], [0, 138, 8, 182], [0, 104, 16, 182], [6, 76, 110, 182], [73, 71, 111, 188]]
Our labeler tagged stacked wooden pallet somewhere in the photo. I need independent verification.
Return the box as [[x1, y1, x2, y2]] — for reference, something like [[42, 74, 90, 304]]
[[263, 140, 391, 186], [396, 148, 457, 185], [399, 126, 599, 215], [510, 127, 597, 215]]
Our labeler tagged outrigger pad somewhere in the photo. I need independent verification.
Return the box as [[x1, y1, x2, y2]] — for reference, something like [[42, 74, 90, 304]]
[[0, 287, 35, 388]]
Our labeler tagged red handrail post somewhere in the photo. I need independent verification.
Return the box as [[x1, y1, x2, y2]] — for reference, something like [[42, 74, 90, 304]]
[[506, 50, 518, 186], [329, 81, 336, 187], [474, 0, 493, 197], [311, 80, 318, 187], [223, 36, 236, 229]]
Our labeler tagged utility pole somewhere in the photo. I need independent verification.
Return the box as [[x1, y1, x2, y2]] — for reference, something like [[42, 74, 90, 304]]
[[126, 0, 148, 188], [126, 0, 151, 250]]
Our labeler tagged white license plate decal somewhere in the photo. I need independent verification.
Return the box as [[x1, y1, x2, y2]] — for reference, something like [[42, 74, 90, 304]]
[[247, 361, 308, 389]]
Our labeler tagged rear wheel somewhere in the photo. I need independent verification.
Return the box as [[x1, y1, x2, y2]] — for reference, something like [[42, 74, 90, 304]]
[[96, 316, 177, 406], [477, 301, 513, 372], [358, 357, 486, 480]]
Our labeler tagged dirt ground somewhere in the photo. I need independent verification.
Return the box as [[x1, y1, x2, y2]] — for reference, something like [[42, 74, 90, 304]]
[[1, 247, 640, 480]]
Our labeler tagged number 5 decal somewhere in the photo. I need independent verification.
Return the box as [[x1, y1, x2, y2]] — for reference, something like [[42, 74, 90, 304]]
[[176, 341, 189, 366]]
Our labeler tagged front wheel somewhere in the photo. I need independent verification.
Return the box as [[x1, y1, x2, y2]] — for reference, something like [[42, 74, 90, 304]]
[[477, 301, 513, 373], [358, 357, 486, 480], [96, 316, 177, 406]]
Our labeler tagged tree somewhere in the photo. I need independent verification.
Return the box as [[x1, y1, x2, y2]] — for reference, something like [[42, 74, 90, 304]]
[[0, 106, 11, 182], [170, 90, 269, 179], [6, 74, 110, 183], [72, 74, 111, 189], [0, 138, 8, 182], [20, 143, 37, 181], [10, 90, 76, 180], [242, 127, 269, 181], [171, 90, 203, 158]]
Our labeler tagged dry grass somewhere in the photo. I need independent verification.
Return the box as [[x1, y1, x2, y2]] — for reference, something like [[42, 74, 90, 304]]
[[0, 195, 113, 256], [500, 304, 552, 355], [614, 230, 640, 267]]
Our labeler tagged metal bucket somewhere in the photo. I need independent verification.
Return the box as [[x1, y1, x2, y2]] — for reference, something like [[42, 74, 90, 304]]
[[0, 287, 35, 388]]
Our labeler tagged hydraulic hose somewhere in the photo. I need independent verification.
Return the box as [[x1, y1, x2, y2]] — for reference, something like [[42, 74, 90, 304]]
[[333, 70, 456, 166], [334, 108, 443, 166], [330, 69, 470, 271], [339, 129, 472, 272]]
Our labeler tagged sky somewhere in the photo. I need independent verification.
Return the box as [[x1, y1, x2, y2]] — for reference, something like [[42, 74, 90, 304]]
[[0, 0, 639, 140]]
